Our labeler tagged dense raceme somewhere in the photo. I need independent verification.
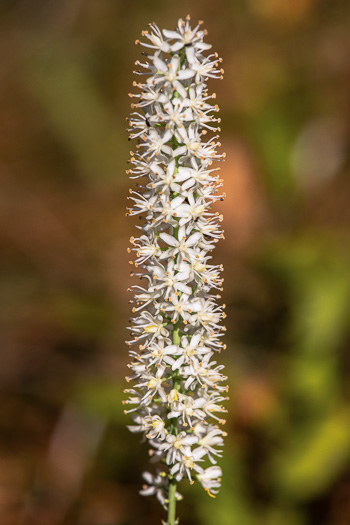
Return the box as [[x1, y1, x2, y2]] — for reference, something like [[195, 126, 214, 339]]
[[124, 15, 228, 510]]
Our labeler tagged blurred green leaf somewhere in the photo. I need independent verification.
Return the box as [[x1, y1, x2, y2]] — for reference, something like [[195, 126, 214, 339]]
[[252, 106, 297, 199], [271, 408, 350, 500], [261, 237, 350, 354], [74, 380, 124, 423], [53, 291, 114, 338], [26, 43, 124, 183], [288, 354, 339, 409], [195, 444, 256, 525]]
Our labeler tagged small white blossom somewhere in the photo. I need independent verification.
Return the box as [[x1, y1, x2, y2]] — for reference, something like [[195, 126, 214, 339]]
[[197, 466, 222, 496], [158, 431, 198, 465], [140, 470, 183, 507]]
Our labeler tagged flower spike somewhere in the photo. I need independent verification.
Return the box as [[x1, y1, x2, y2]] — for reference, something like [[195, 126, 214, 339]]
[[125, 16, 226, 525]]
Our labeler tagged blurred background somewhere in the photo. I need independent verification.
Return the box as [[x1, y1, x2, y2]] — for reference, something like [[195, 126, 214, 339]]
[[1, 1, 350, 524]]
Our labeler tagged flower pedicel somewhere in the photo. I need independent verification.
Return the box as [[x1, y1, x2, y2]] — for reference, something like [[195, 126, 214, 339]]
[[124, 15, 227, 525]]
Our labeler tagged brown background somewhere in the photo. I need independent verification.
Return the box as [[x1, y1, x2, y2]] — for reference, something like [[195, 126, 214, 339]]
[[1, 1, 350, 524]]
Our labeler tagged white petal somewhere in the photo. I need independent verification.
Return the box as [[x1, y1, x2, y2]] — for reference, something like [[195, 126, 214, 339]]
[[142, 472, 154, 484], [162, 101, 173, 113], [164, 356, 175, 365], [171, 195, 185, 209], [160, 43, 171, 52], [158, 93, 170, 104], [162, 145, 173, 156], [196, 42, 212, 51], [193, 447, 208, 460], [163, 29, 181, 39], [186, 232, 202, 247], [170, 55, 180, 72], [172, 356, 184, 370], [159, 232, 178, 247], [175, 471, 184, 482], [178, 69, 195, 80], [187, 191, 196, 206], [159, 249, 176, 260], [153, 57, 167, 72], [182, 435, 198, 445], [173, 146, 187, 157], [177, 261, 189, 272], [150, 162, 164, 176], [175, 271, 190, 282], [168, 410, 181, 418], [182, 178, 195, 190], [171, 41, 184, 52], [165, 345, 179, 355], [178, 225, 186, 240], [152, 266, 165, 278], [167, 159, 176, 176], [175, 126, 188, 142], [163, 129, 173, 143], [174, 172, 191, 182], [173, 80, 187, 98], [176, 282, 192, 295], [140, 486, 156, 496], [185, 46, 196, 64], [179, 217, 190, 227], [175, 204, 190, 216]]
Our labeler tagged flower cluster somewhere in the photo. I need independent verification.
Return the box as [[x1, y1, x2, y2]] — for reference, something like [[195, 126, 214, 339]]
[[124, 15, 227, 509]]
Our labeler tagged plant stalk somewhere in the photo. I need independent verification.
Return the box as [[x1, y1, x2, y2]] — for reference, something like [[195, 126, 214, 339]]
[[166, 298, 181, 524], [167, 478, 178, 525]]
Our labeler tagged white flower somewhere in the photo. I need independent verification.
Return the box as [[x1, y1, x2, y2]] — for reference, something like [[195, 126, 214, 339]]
[[128, 311, 169, 345], [200, 392, 229, 421], [159, 226, 202, 262], [167, 394, 207, 426], [183, 354, 227, 390], [157, 99, 194, 129], [171, 333, 212, 370], [127, 413, 152, 434], [196, 426, 227, 463], [149, 55, 195, 89], [139, 128, 173, 158], [136, 371, 167, 405], [158, 431, 198, 465], [197, 466, 222, 496], [145, 415, 167, 440], [149, 261, 192, 298], [170, 453, 203, 482], [138, 24, 171, 52], [161, 292, 192, 324], [175, 195, 207, 226], [147, 159, 178, 191], [163, 17, 211, 55], [140, 340, 179, 367], [140, 470, 183, 506]]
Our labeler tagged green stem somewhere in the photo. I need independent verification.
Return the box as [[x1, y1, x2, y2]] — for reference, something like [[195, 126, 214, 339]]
[[167, 479, 178, 525], [166, 50, 186, 525], [166, 319, 181, 524]]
